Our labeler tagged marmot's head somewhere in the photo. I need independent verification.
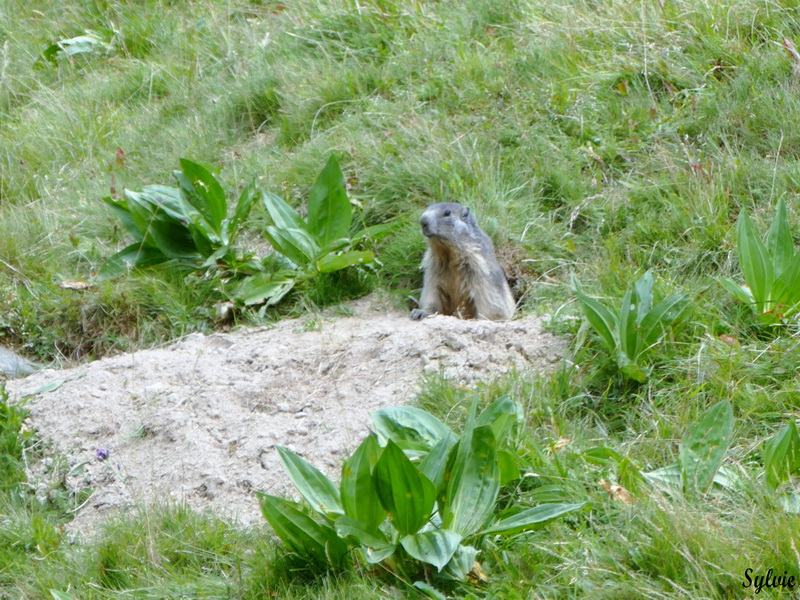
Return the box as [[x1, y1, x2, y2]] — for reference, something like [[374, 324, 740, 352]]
[[419, 202, 478, 242]]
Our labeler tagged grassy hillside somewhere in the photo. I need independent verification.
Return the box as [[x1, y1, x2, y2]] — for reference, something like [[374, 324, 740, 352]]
[[1, 0, 800, 597]]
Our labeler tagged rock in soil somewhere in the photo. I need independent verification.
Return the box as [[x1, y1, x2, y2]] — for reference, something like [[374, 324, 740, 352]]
[[0, 345, 39, 379]]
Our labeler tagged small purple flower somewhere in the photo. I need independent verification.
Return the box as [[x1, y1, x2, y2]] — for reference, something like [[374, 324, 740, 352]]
[[96, 448, 110, 461]]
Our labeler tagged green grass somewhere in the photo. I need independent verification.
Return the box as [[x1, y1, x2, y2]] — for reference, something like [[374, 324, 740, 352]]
[[2, 0, 800, 597]]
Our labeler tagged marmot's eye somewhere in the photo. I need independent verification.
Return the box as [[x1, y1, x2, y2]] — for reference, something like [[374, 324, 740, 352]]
[[443, 209, 451, 217]]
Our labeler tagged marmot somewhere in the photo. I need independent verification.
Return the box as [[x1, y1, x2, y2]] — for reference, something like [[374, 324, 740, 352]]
[[410, 202, 516, 321]]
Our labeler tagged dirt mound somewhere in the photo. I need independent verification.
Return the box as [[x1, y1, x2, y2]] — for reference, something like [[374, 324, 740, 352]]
[[5, 296, 566, 535]]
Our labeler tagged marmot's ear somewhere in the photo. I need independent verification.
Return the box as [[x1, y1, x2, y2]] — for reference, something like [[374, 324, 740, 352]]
[[462, 206, 470, 220]]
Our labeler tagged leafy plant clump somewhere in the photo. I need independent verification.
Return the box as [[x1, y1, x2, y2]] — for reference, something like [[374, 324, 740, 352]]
[[37, 30, 114, 68], [102, 158, 260, 279], [587, 401, 800, 514], [721, 197, 800, 325], [235, 155, 395, 307], [762, 419, 800, 512], [572, 270, 691, 382], [102, 155, 387, 308], [257, 399, 585, 591], [584, 400, 737, 499], [644, 399, 736, 496]]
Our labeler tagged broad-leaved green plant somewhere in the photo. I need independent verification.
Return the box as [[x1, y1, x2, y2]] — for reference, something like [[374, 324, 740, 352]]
[[572, 270, 690, 382], [257, 398, 585, 588], [762, 420, 800, 513], [101, 159, 259, 279], [234, 155, 389, 307], [102, 155, 391, 308], [721, 197, 800, 324], [586, 400, 737, 497]]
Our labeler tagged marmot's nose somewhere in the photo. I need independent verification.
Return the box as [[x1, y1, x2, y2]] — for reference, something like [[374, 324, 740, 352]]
[[420, 214, 430, 233]]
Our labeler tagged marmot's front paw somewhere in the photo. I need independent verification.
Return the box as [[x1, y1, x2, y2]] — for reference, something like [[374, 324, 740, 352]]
[[410, 309, 430, 320]]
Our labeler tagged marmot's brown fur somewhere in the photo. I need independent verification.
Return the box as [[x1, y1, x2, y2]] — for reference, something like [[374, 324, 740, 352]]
[[410, 202, 516, 321]]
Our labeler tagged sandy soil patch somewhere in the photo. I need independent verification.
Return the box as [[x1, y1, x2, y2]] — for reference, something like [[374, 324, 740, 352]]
[[5, 296, 566, 534]]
